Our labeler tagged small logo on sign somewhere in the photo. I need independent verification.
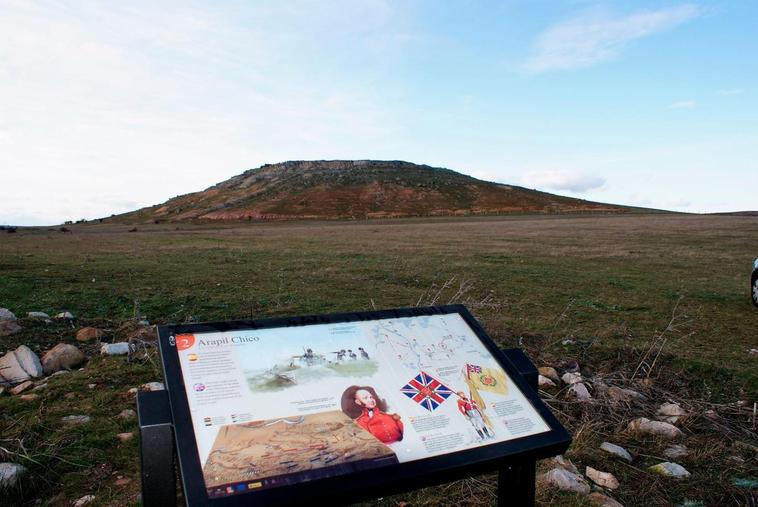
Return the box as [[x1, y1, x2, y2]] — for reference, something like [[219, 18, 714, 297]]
[[176, 334, 195, 351]]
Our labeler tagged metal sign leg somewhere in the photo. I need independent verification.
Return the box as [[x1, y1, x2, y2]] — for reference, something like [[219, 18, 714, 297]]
[[497, 348, 539, 506], [137, 390, 177, 507]]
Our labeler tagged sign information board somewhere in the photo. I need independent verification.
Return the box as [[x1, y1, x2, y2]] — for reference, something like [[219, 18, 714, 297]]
[[162, 308, 553, 502]]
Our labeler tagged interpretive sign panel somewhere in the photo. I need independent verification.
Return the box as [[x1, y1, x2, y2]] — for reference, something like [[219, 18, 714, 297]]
[[158, 305, 570, 506]]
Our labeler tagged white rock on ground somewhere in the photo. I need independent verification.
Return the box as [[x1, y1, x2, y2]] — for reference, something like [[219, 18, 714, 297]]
[[568, 382, 592, 401], [586, 466, 620, 490], [55, 311, 74, 319], [117, 409, 136, 420], [663, 444, 689, 459], [0, 462, 27, 490], [128, 387, 138, 395], [41, 343, 86, 375], [562, 372, 583, 385], [10, 380, 33, 395], [141, 382, 165, 391], [541, 467, 591, 495], [101, 342, 131, 355], [73, 494, 96, 506], [600, 442, 633, 463], [587, 492, 625, 507], [627, 417, 683, 439], [606, 386, 646, 403], [656, 402, 687, 424], [539, 375, 557, 387], [550, 455, 579, 474], [0, 308, 16, 320], [538, 366, 560, 383], [648, 461, 690, 478], [26, 311, 49, 319], [0, 345, 43, 384], [61, 415, 91, 425]]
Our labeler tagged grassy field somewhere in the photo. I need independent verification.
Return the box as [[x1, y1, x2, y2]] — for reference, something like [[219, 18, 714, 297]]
[[1, 214, 756, 506]]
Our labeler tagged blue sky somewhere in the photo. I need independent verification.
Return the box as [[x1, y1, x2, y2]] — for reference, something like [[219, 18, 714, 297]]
[[1, 1, 756, 225]]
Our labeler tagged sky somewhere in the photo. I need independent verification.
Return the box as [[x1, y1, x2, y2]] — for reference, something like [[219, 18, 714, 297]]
[[1, 0, 756, 225]]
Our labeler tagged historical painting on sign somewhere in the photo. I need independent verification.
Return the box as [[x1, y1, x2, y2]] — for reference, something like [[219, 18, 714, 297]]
[[172, 313, 550, 499]]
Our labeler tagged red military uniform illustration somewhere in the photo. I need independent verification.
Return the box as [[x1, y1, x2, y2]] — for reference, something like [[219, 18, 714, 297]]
[[355, 407, 404, 444], [341, 386, 404, 444]]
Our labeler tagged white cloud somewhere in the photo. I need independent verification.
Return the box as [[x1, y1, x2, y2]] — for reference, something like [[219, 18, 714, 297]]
[[524, 4, 700, 73], [520, 170, 605, 193], [0, 1, 410, 225], [717, 88, 743, 96], [668, 100, 696, 109]]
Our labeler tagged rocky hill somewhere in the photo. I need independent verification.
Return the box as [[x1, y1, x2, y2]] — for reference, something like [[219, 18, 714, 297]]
[[113, 160, 637, 222]]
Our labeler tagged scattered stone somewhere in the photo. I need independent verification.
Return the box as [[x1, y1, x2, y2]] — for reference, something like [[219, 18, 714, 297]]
[[19, 393, 39, 401], [10, 380, 33, 395], [587, 492, 625, 507], [128, 387, 138, 395], [607, 386, 646, 403], [76, 327, 104, 342], [562, 372, 583, 385], [550, 455, 579, 474], [0, 320, 22, 337], [141, 381, 164, 391], [586, 466, 619, 490], [538, 375, 557, 387], [0, 308, 16, 320], [26, 311, 49, 319], [561, 339, 576, 346], [648, 461, 690, 478], [55, 311, 74, 319], [61, 415, 91, 425], [568, 382, 592, 401], [114, 477, 132, 487], [32, 383, 47, 391], [41, 343, 86, 374], [117, 432, 134, 442], [65, 392, 76, 399], [663, 444, 690, 459], [0, 345, 43, 384], [101, 342, 131, 355], [540, 467, 591, 495], [538, 366, 560, 383], [118, 409, 136, 420], [73, 494, 96, 506], [600, 442, 633, 463], [87, 383, 96, 389], [656, 402, 687, 424], [749, 348, 758, 356], [627, 417, 682, 439], [0, 462, 27, 489], [51, 370, 70, 377]]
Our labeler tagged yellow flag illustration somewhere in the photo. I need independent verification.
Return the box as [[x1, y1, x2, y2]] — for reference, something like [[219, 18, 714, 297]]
[[466, 364, 508, 395]]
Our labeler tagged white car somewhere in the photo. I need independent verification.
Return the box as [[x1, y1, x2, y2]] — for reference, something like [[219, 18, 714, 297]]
[[752, 259, 758, 307]]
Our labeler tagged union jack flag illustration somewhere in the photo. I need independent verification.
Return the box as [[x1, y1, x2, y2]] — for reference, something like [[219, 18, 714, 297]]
[[466, 364, 482, 377], [400, 371, 454, 411]]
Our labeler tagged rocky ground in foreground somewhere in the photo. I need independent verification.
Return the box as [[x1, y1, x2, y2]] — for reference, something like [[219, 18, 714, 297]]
[[0, 308, 756, 507]]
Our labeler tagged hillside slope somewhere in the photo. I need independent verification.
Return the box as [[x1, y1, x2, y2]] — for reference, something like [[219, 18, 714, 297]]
[[114, 160, 637, 222]]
